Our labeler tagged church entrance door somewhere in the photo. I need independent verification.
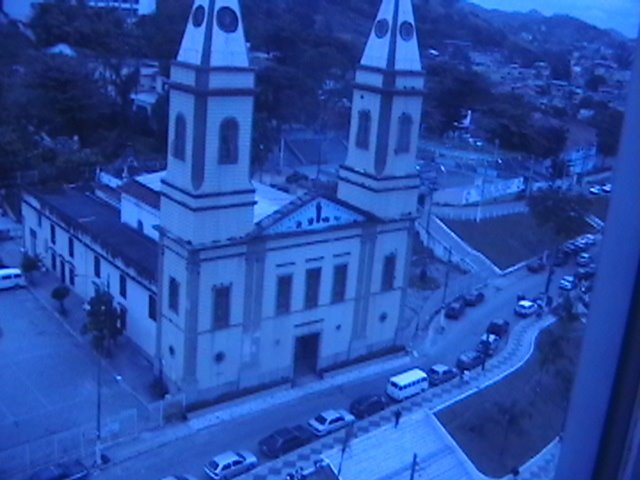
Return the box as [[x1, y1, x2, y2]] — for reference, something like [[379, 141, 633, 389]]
[[294, 333, 320, 378]]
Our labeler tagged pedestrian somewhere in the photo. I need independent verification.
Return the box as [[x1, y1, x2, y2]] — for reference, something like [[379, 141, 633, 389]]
[[394, 408, 402, 428]]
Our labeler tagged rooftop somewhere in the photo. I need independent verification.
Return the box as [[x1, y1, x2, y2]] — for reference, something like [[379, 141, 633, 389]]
[[26, 186, 158, 283]]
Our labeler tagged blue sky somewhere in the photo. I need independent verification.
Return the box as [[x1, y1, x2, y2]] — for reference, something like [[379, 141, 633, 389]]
[[470, 0, 640, 38]]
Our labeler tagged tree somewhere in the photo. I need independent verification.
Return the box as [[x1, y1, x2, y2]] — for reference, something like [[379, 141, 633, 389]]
[[585, 74, 606, 93], [592, 107, 624, 158], [20, 254, 41, 283], [527, 189, 592, 241], [81, 288, 123, 355], [51, 285, 71, 314], [337, 423, 355, 476]]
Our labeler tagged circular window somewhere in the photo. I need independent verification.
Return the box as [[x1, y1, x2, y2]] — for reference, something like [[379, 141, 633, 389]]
[[216, 6, 239, 33], [379, 312, 388, 323], [214, 351, 226, 364], [191, 5, 206, 28], [374, 19, 389, 39], [399, 21, 414, 41], [168, 345, 175, 357]]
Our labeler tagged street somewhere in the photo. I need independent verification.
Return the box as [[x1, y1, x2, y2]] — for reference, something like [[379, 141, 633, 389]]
[[97, 259, 577, 480]]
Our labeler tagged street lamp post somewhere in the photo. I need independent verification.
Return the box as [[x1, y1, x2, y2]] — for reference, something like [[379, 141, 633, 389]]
[[95, 354, 103, 467]]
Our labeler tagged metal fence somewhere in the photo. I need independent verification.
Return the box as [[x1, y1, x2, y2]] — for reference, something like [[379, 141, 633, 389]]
[[0, 393, 186, 479]]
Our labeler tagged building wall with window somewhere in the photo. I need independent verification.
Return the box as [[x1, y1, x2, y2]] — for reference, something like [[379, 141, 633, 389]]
[[21, 191, 158, 357]]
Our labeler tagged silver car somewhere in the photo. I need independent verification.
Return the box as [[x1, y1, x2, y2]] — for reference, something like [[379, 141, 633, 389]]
[[307, 409, 355, 436], [203, 450, 258, 479]]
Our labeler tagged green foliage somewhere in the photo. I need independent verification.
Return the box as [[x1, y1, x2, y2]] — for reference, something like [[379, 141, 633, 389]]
[[51, 284, 71, 313], [527, 189, 592, 241], [591, 107, 624, 158], [82, 288, 123, 356], [585, 74, 607, 93], [21, 254, 41, 276]]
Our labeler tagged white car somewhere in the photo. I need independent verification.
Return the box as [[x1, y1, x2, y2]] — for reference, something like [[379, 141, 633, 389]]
[[576, 252, 592, 267], [559, 275, 578, 291], [601, 183, 612, 193], [203, 450, 258, 479], [307, 409, 355, 436], [589, 185, 603, 195], [514, 300, 538, 317]]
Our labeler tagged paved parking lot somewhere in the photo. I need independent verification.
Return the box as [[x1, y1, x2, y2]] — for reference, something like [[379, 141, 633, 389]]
[[0, 287, 147, 452]]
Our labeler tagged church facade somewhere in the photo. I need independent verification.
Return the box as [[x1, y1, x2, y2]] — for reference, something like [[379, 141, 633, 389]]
[[21, 0, 426, 401]]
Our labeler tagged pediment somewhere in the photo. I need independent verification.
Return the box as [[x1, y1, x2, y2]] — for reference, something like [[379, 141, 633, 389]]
[[264, 198, 365, 235]]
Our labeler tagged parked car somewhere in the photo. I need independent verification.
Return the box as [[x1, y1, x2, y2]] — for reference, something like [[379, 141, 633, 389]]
[[456, 350, 484, 372], [559, 275, 578, 291], [386, 368, 429, 401], [349, 394, 387, 419], [575, 265, 596, 281], [476, 333, 501, 357], [30, 460, 89, 480], [426, 364, 458, 386], [526, 257, 546, 273], [576, 252, 593, 267], [601, 183, 612, 193], [579, 234, 597, 247], [486, 319, 510, 338], [258, 425, 313, 458], [204, 451, 258, 479], [463, 290, 485, 306], [445, 297, 466, 319], [514, 299, 539, 317], [589, 185, 604, 195], [307, 409, 355, 436]]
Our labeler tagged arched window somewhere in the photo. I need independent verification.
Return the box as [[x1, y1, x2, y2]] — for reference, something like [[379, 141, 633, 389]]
[[396, 113, 413, 153], [173, 113, 186, 161], [355, 110, 371, 150], [219, 117, 239, 164]]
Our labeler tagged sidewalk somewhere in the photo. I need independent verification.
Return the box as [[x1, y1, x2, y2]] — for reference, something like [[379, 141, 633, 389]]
[[238, 314, 560, 480]]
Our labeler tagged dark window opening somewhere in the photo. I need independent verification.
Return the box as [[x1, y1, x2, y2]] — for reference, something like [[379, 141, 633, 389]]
[[119, 273, 127, 299], [50, 224, 56, 245], [396, 113, 412, 153], [168, 276, 180, 314], [381, 254, 396, 291], [276, 274, 293, 315], [331, 264, 348, 303], [213, 285, 231, 328], [305, 267, 322, 309], [356, 110, 371, 150], [219, 117, 239, 164], [148, 295, 157, 321], [173, 113, 186, 161], [68, 237, 74, 258], [94, 255, 101, 279]]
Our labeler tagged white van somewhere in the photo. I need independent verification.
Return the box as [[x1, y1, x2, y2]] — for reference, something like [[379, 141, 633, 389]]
[[386, 368, 429, 401], [0, 268, 26, 290]]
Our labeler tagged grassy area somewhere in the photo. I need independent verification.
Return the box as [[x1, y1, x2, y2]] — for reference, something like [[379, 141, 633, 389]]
[[436, 320, 584, 477], [442, 213, 561, 270]]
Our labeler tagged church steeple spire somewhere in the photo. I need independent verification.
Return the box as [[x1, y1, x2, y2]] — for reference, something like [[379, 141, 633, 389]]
[[161, 0, 256, 244], [337, 0, 425, 219], [177, 0, 249, 68], [360, 0, 422, 73]]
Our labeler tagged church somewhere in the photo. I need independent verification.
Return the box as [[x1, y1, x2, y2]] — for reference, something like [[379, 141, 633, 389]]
[[21, 0, 426, 401]]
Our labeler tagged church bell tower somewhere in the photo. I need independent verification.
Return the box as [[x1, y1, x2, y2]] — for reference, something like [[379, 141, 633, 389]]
[[160, 0, 256, 244], [337, 0, 425, 219]]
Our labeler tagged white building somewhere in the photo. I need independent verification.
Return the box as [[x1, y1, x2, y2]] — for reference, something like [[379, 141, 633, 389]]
[[1, 0, 156, 23], [22, 0, 425, 402]]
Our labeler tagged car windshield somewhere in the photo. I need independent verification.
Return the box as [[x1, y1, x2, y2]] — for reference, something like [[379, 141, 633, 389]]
[[235, 452, 245, 461], [208, 460, 220, 470], [314, 414, 328, 424]]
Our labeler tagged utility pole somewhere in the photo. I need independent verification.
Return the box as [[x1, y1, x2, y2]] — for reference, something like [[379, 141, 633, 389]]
[[95, 354, 103, 467], [409, 453, 418, 480], [438, 247, 452, 333]]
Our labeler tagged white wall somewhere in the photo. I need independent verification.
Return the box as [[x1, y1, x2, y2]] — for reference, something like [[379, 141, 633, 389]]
[[120, 193, 159, 240]]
